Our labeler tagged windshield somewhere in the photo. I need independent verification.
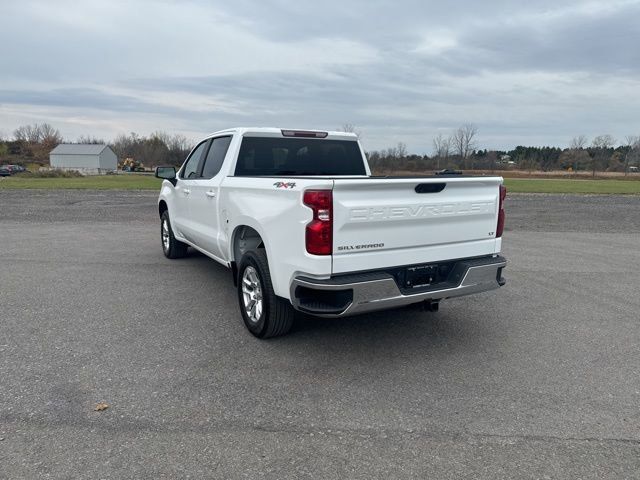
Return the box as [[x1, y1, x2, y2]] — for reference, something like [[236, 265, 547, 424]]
[[235, 137, 366, 176]]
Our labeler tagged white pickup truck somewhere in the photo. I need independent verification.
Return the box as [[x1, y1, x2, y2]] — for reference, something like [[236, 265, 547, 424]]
[[155, 128, 506, 338]]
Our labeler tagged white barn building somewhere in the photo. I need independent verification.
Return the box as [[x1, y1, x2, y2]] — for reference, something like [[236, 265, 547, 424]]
[[49, 144, 118, 174]]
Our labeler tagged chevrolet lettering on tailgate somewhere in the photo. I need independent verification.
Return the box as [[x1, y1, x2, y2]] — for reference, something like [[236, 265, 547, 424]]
[[348, 201, 496, 222]]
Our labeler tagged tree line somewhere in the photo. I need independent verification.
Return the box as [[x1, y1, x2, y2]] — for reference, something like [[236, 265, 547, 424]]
[[0, 123, 193, 168], [110, 132, 192, 167], [2, 122, 640, 174], [341, 124, 640, 176]]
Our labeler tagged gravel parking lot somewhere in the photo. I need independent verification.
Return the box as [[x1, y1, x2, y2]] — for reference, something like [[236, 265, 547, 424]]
[[1, 190, 639, 479]]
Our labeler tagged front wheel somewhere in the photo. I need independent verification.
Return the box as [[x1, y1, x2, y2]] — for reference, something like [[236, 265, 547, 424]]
[[237, 249, 294, 338], [160, 210, 188, 259]]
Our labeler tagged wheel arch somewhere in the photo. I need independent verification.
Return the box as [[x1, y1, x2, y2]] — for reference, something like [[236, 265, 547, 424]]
[[230, 225, 268, 286], [232, 225, 266, 262], [158, 199, 168, 218]]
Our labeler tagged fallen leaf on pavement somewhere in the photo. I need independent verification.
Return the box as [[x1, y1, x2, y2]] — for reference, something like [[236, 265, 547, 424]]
[[94, 402, 109, 411]]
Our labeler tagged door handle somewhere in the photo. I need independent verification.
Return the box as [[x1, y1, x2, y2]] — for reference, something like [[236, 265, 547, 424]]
[[205, 191, 216, 198], [183, 189, 191, 195]]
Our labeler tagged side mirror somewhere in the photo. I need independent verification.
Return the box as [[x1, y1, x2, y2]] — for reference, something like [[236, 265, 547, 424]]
[[155, 166, 177, 186]]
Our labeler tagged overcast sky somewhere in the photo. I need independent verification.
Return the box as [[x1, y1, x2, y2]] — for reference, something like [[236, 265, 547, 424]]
[[1, 0, 639, 152]]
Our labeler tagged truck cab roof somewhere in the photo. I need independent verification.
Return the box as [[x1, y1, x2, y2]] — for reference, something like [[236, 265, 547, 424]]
[[205, 127, 358, 141]]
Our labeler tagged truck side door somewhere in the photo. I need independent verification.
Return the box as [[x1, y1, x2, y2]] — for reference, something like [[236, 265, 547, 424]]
[[172, 139, 209, 241], [188, 135, 233, 261]]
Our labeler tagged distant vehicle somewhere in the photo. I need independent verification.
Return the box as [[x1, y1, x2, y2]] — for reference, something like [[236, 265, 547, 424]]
[[155, 127, 507, 338], [629, 166, 639, 173], [5, 164, 26, 173], [0, 166, 11, 177]]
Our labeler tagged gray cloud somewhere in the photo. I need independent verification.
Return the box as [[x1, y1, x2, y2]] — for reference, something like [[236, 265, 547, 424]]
[[449, 2, 640, 74], [1, 0, 639, 151]]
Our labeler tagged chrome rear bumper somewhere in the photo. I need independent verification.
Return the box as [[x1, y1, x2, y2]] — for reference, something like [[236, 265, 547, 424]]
[[290, 256, 506, 317]]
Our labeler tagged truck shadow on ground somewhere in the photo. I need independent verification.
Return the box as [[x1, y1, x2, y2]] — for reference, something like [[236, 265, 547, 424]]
[[182, 248, 501, 360], [288, 306, 499, 360]]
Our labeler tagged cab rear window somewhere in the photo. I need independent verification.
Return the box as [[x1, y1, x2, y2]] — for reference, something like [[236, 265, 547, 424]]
[[234, 137, 366, 176]]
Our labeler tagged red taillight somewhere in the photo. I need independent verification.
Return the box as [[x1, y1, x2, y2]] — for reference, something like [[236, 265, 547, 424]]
[[303, 190, 332, 255], [496, 184, 506, 238]]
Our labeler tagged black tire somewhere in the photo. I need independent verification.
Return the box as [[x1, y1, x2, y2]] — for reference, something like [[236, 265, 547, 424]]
[[160, 210, 188, 259], [237, 249, 294, 338]]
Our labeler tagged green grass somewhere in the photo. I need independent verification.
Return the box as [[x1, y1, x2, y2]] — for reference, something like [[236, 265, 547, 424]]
[[1, 174, 640, 194], [504, 178, 640, 194], [0, 174, 162, 190]]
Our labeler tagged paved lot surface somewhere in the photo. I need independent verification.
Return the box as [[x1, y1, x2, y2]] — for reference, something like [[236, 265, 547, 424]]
[[1, 190, 639, 479]]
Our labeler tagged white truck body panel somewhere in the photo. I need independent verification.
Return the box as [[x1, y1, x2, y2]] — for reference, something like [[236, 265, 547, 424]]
[[219, 176, 333, 298]]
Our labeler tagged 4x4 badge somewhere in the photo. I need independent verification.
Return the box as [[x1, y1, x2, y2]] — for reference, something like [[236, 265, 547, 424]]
[[273, 181, 296, 189]]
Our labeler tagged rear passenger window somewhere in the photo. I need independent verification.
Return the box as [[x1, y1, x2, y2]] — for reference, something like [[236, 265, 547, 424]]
[[201, 136, 232, 179]]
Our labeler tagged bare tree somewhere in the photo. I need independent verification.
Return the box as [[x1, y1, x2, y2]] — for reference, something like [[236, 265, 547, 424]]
[[167, 133, 189, 152], [451, 124, 478, 169], [590, 134, 616, 177], [77, 135, 105, 144], [624, 135, 640, 176], [109, 131, 193, 168], [570, 135, 587, 150], [161, 132, 193, 166], [110, 133, 135, 160], [591, 134, 616, 149], [39, 123, 63, 148], [0, 131, 7, 157], [564, 135, 588, 172], [432, 133, 451, 169], [150, 130, 171, 145], [338, 123, 362, 139], [373, 143, 408, 173], [14, 124, 41, 143], [13, 123, 62, 147]]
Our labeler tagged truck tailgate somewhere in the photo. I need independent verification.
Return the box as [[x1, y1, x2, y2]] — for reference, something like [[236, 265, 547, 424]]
[[331, 177, 502, 273]]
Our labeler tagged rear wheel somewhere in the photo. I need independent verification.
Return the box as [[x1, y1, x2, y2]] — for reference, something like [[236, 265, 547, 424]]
[[237, 249, 294, 338], [160, 210, 188, 259]]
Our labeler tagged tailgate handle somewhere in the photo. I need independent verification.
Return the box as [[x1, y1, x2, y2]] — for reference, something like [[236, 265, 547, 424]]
[[415, 183, 446, 194]]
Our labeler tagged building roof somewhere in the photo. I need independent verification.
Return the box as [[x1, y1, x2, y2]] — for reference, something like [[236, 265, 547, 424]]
[[50, 144, 111, 155]]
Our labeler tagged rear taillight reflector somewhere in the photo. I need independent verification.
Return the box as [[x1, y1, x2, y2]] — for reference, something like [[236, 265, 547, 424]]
[[303, 190, 333, 255], [496, 184, 506, 238], [282, 129, 328, 138]]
